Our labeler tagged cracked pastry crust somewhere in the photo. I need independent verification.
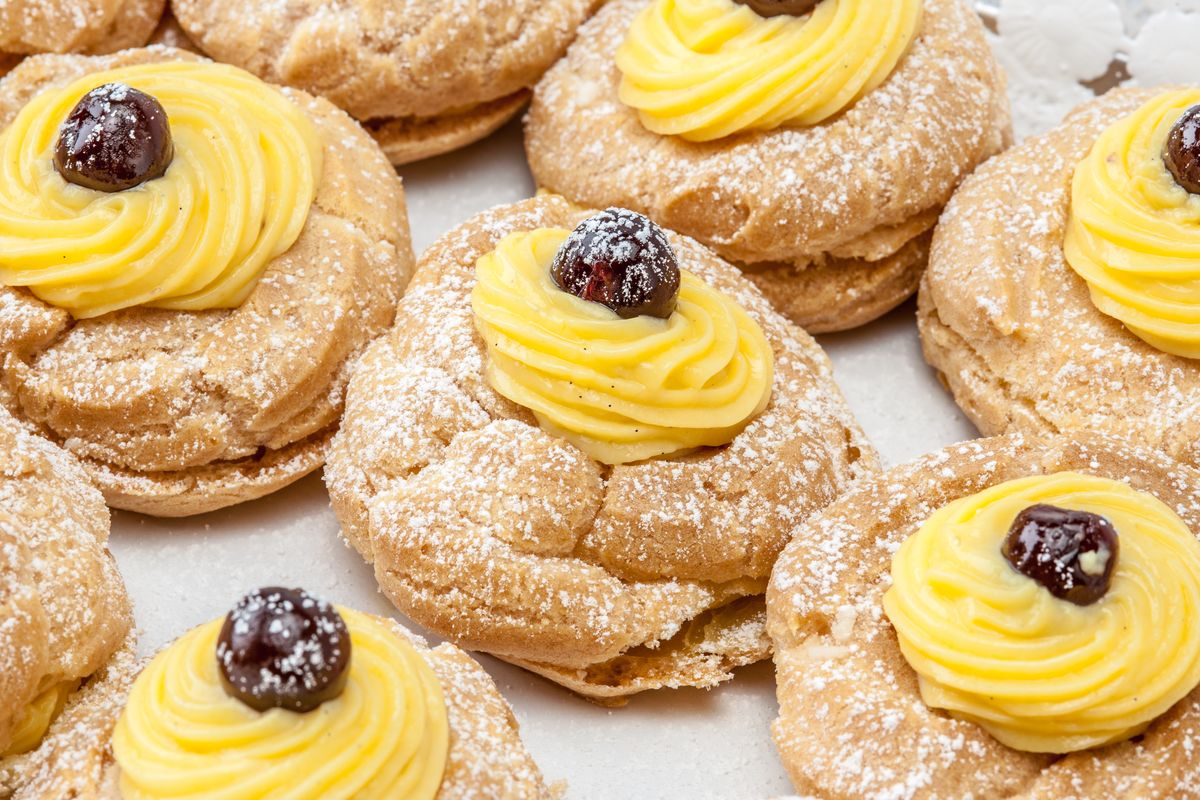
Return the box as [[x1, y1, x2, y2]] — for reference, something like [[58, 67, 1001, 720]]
[[0, 406, 130, 782], [524, 0, 1010, 333], [0, 48, 415, 517], [0, 0, 164, 56], [169, 0, 600, 165], [767, 432, 1200, 800], [325, 194, 878, 703], [145, 9, 198, 53], [918, 87, 1200, 471], [2, 618, 554, 799]]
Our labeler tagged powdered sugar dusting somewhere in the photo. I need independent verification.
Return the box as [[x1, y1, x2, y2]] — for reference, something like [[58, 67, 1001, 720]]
[[768, 433, 1200, 798], [170, 0, 596, 122], [4, 618, 556, 798], [216, 587, 349, 710], [526, 0, 1010, 266], [920, 86, 1200, 473], [550, 207, 680, 316], [0, 49, 412, 512], [0, 0, 163, 56], [0, 404, 130, 784], [326, 195, 877, 698]]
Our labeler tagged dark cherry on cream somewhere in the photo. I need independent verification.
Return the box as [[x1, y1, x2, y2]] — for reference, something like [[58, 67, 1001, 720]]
[[733, 0, 819, 17], [1164, 104, 1200, 195], [216, 587, 351, 713], [54, 82, 174, 193], [1002, 504, 1119, 606], [551, 207, 681, 320]]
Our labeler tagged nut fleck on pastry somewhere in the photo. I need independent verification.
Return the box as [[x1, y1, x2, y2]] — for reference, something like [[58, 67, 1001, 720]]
[[1164, 103, 1200, 194], [551, 207, 681, 319], [54, 82, 173, 192], [1002, 504, 1119, 606], [217, 586, 351, 713]]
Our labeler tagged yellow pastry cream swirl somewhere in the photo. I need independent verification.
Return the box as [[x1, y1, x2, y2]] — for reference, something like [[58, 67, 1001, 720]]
[[883, 472, 1200, 754], [616, 0, 922, 141], [1064, 88, 1200, 358], [3, 679, 78, 756], [471, 227, 774, 465], [0, 61, 323, 318], [111, 609, 449, 800]]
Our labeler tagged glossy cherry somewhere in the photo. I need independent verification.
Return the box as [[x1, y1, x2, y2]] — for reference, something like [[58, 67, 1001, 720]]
[[54, 82, 173, 193], [734, 0, 819, 17], [1001, 504, 1119, 606], [551, 208, 681, 320], [1164, 104, 1200, 195], [216, 587, 351, 713]]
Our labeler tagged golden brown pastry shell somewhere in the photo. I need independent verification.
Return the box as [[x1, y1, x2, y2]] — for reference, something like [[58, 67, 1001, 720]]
[[367, 91, 530, 167], [0, 48, 415, 516], [918, 87, 1200, 470], [325, 194, 877, 702], [170, 0, 600, 163], [3, 616, 553, 799], [0, 407, 130, 772], [525, 0, 1011, 331], [768, 432, 1200, 799], [0, 0, 164, 57]]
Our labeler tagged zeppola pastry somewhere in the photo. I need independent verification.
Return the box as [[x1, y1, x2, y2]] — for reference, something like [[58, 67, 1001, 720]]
[[921, 87, 1200, 471], [0, 406, 131, 790], [0, 48, 414, 516], [326, 194, 877, 703], [0, 0, 164, 58], [525, 0, 1011, 332], [168, 0, 601, 165], [768, 432, 1200, 798], [5, 587, 551, 799]]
